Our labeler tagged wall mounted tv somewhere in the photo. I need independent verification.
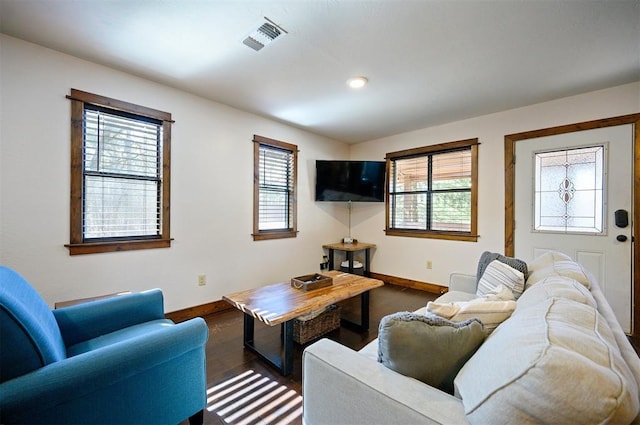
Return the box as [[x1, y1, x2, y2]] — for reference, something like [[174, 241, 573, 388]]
[[315, 160, 386, 202]]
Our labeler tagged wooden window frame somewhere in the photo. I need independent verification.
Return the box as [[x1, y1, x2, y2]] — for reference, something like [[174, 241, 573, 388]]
[[65, 89, 173, 255], [252, 135, 298, 241], [385, 138, 479, 242]]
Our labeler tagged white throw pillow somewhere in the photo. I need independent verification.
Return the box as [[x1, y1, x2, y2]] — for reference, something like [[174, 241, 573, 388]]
[[476, 260, 524, 299]]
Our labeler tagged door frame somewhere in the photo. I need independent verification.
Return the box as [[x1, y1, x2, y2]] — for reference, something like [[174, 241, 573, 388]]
[[505, 113, 640, 336]]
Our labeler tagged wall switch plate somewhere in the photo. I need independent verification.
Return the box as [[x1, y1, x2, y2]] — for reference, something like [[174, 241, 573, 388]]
[[426, 260, 433, 270], [198, 274, 207, 286]]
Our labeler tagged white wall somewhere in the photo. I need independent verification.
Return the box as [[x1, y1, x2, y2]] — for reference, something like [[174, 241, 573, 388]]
[[349, 82, 640, 286], [0, 35, 349, 311], [2, 35, 638, 311]]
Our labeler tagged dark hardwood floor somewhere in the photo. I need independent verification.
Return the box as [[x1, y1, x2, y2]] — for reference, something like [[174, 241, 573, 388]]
[[185, 284, 640, 425], [184, 283, 437, 425]]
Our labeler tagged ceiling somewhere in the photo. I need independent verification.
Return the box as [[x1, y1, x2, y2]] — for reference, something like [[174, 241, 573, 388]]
[[1, 1, 638, 143]]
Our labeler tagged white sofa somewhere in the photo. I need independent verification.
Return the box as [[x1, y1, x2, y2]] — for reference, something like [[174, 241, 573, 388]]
[[302, 251, 640, 424]]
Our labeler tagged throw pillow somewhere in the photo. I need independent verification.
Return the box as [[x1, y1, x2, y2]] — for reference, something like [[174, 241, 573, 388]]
[[476, 251, 529, 283], [377, 312, 485, 395], [476, 260, 525, 299]]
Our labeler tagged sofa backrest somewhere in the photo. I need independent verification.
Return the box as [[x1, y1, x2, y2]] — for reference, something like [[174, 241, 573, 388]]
[[0, 266, 66, 382]]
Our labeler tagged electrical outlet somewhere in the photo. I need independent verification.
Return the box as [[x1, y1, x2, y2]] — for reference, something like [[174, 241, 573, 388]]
[[198, 274, 207, 286], [426, 260, 433, 270]]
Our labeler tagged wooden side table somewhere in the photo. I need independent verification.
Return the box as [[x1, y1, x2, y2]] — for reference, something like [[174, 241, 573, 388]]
[[322, 242, 376, 276]]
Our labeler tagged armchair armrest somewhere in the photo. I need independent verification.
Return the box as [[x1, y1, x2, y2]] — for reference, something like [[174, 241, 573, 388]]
[[1, 318, 208, 423], [448, 272, 477, 294], [53, 289, 165, 346]]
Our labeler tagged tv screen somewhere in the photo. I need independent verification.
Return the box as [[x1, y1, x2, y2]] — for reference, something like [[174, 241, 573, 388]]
[[315, 160, 386, 202]]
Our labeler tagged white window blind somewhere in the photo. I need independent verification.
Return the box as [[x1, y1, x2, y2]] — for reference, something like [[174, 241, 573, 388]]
[[258, 144, 294, 231], [389, 148, 472, 232], [83, 106, 162, 240]]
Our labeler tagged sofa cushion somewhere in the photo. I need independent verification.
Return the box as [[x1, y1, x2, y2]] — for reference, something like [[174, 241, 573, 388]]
[[476, 251, 528, 284], [377, 312, 485, 395], [476, 260, 525, 299], [526, 250, 590, 288], [454, 297, 639, 425], [516, 275, 597, 311]]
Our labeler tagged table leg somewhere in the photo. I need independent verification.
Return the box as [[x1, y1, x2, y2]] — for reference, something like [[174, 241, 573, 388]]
[[364, 248, 371, 276], [242, 313, 294, 376], [360, 290, 370, 330], [328, 248, 335, 270], [243, 313, 255, 345], [282, 321, 294, 375], [340, 290, 371, 332], [347, 251, 354, 274]]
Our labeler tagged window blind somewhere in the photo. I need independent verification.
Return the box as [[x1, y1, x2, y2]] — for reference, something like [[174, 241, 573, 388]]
[[258, 144, 293, 231], [83, 107, 162, 240]]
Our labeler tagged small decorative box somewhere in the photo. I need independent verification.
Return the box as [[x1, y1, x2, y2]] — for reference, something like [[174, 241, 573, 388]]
[[291, 273, 333, 291]]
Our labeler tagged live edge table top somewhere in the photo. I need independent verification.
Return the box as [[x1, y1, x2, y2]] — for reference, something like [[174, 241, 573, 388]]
[[222, 271, 384, 327]]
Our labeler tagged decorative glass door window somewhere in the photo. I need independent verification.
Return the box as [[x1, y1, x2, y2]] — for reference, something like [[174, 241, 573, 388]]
[[534, 145, 605, 233]]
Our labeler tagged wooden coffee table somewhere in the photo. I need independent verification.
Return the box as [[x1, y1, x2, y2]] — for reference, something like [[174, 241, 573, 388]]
[[223, 271, 384, 375]]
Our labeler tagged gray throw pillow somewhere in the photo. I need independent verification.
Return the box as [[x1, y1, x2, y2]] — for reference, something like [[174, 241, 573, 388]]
[[476, 251, 529, 283], [377, 312, 485, 395]]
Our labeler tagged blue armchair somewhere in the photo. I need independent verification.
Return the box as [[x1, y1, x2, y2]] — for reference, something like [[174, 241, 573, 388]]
[[0, 266, 209, 424]]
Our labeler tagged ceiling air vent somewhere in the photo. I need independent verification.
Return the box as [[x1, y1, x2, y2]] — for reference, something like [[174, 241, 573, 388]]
[[243, 18, 287, 52]]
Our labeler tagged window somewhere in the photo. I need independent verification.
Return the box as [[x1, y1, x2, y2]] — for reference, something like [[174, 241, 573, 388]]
[[385, 138, 478, 241], [66, 89, 173, 255], [534, 145, 605, 234], [252, 135, 297, 241]]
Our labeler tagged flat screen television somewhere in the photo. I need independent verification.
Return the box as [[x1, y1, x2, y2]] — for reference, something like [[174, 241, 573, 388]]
[[315, 160, 386, 202]]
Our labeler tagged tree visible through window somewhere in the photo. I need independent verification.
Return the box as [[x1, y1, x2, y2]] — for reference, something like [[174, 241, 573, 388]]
[[385, 138, 478, 241], [252, 135, 297, 241], [66, 89, 173, 255]]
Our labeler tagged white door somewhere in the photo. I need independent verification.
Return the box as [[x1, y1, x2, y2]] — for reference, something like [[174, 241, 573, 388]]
[[514, 125, 634, 333]]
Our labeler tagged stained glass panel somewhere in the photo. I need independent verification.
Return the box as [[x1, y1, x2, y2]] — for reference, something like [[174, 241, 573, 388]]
[[534, 145, 604, 233]]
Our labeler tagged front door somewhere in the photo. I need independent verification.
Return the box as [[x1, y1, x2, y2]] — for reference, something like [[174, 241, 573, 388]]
[[514, 125, 634, 333]]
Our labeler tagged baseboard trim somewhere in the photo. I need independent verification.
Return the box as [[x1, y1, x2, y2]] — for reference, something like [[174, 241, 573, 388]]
[[165, 299, 234, 323], [369, 272, 447, 295]]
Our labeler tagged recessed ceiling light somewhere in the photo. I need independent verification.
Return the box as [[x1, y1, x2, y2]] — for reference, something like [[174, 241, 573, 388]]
[[347, 77, 368, 89]]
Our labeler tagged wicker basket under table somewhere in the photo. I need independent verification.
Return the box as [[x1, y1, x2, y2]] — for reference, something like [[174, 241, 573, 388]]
[[293, 304, 341, 344]]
